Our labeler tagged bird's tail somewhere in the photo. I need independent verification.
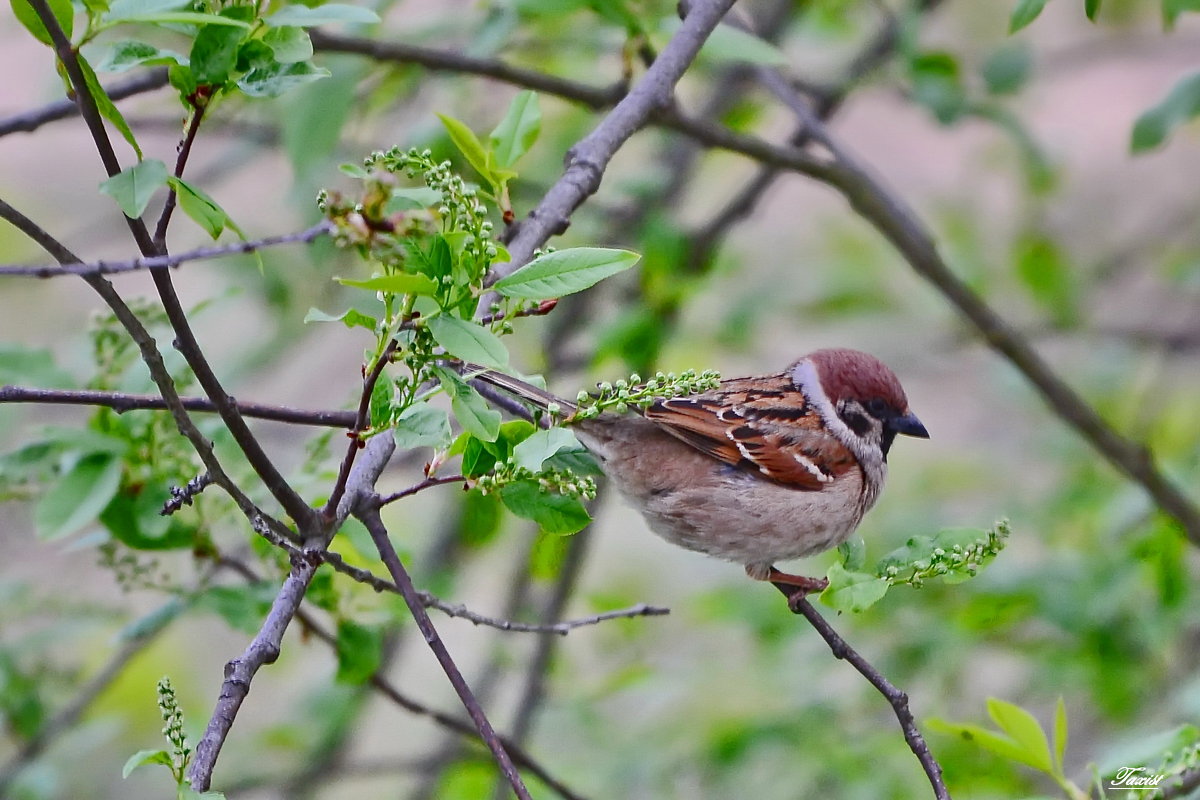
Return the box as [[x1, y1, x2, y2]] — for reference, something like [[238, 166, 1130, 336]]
[[460, 363, 579, 417]]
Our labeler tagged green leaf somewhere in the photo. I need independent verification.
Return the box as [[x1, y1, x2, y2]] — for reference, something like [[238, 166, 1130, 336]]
[[426, 316, 509, 369], [437, 113, 494, 185], [687, 18, 786, 66], [1009, 0, 1048, 32], [448, 383, 502, 442], [928, 719, 1053, 772], [11, 0, 73, 46], [98, 158, 168, 218], [0, 345, 75, 387], [335, 273, 439, 296], [910, 52, 966, 125], [393, 402, 453, 450], [93, 40, 186, 73], [981, 44, 1032, 95], [237, 59, 330, 98], [489, 91, 541, 169], [1053, 697, 1068, 776], [189, 21, 246, 84], [335, 619, 383, 684], [197, 584, 274, 633], [303, 306, 378, 331], [457, 434, 498, 477], [262, 25, 312, 63], [368, 372, 393, 430], [500, 480, 590, 534], [987, 697, 1053, 773], [512, 427, 580, 472], [542, 446, 602, 476], [122, 748, 172, 779], [77, 53, 143, 158], [264, 3, 380, 27], [35, 452, 123, 540], [167, 176, 227, 238], [108, 10, 253, 27], [1014, 233, 1076, 325], [1163, 0, 1200, 26], [818, 561, 889, 613], [1131, 72, 1200, 153], [386, 187, 443, 212], [1085, 0, 1101, 19], [493, 247, 641, 299], [100, 488, 195, 550], [104, 0, 186, 18], [837, 536, 868, 572]]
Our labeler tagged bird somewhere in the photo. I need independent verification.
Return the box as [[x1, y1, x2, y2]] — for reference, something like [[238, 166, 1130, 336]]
[[465, 348, 928, 599]]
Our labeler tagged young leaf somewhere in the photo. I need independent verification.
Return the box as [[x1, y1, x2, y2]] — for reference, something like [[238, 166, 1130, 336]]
[[335, 273, 439, 296], [335, 619, 384, 684], [437, 369, 502, 442], [77, 54, 143, 158], [264, 3, 380, 27], [489, 91, 541, 169], [512, 428, 580, 472], [393, 402, 453, 450], [303, 306, 378, 331], [262, 26, 312, 63], [987, 697, 1053, 773], [492, 247, 640, 299], [99, 158, 168, 218], [1131, 72, 1200, 152], [981, 44, 1032, 95], [1009, 0, 1048, 32], [93, 40, 186, 73], [368, 373, 393, 430], [1053, 697, 1068, 776], [1085, 0, 1101, 20], [426, 315, 509, 368], [121, 748, 173, 779], [818, 561, 889, 613], [238, 60, 330, 98], [11, 0, 73, 46], [928, 719, 1053, 771], [167, 176, 227, 238], [437, 113, 494, 185], [189, 21, 246, 84], [500, 480, 590, 534], [35, 452, 123, 540]]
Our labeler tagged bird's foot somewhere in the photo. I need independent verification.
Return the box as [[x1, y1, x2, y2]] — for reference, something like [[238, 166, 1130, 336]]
[[747, 564, 829, 610]]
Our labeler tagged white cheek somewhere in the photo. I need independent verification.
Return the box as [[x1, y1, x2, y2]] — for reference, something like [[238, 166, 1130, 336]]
[[790, 360, 857, 445]]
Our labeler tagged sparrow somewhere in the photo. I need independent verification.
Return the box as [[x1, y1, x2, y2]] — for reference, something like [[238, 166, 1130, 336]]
[[466, 348, 928, 597]]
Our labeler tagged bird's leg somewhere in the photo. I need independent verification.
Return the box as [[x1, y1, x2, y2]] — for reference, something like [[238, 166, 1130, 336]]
[[747, 564, 829, 608]]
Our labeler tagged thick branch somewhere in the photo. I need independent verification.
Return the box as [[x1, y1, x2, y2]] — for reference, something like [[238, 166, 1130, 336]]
[[0, 385, 356, 428], [0, 222, 332, 278], [358, 506, 532, 799], [779, 589, 951, 800]]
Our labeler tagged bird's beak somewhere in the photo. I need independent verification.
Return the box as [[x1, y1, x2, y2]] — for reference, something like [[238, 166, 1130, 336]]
[[889, 411, 929, 439]]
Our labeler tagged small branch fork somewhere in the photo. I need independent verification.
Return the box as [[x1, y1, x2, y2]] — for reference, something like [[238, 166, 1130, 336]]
[[777, 587, 951, 800]]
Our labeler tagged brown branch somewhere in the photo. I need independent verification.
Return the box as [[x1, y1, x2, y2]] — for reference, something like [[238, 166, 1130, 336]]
[[376, 474, 468, 506], [778, 588, 951, 800], [153, 101, 205, 249], [0, 222, 332, 278], [0, 385, 357, 428], [0, 68, 169, 138], [1159, 766, 1200, 800], [358, 506, 533, 799]]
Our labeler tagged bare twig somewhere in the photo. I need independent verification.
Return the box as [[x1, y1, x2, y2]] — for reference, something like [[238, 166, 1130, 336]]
[[153, 102, 205, 249], [358, 506, 533, 799], [779, 589, 950, 800], [0, 222, 332, 278], [0, 385, 357, 428], [0, 68, 169, 138], [1159, 766, 1200, 800], [376, 474, 467, 506]]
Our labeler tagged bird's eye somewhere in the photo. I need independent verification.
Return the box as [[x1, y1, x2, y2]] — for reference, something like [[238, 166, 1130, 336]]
[[866, 397, 890, 418]]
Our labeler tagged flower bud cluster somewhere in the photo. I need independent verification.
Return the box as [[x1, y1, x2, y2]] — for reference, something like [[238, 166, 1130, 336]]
[[157, 676, 191, 777], [475, 460, 598, 501], [882, 521, 1011, 588], [572, 369, 722, 420]]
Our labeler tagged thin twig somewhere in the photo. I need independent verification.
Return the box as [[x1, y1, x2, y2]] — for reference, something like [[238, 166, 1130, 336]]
[[376, 474, 467, 506], [153, 102, 206, 249], [0, 222, 332, 278], [0, 68, 169, 138], [0, 385, 357, 428], [358, 506, 533, 800], [779, 588, 951, 800]]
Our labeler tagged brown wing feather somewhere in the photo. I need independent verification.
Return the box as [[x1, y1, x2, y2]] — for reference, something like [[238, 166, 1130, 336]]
[[643, 373, 859, 490]]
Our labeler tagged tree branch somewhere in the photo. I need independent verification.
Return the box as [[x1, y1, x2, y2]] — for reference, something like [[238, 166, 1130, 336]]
[[0, 222, 332, 278], [358, 505, 533, 799], [0, 68, 169, 138], [779, 589, 951, 800], [0, 385, 356, 428]]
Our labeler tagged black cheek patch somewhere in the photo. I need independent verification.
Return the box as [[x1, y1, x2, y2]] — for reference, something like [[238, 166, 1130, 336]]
[[840, 410, 872, 437]]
